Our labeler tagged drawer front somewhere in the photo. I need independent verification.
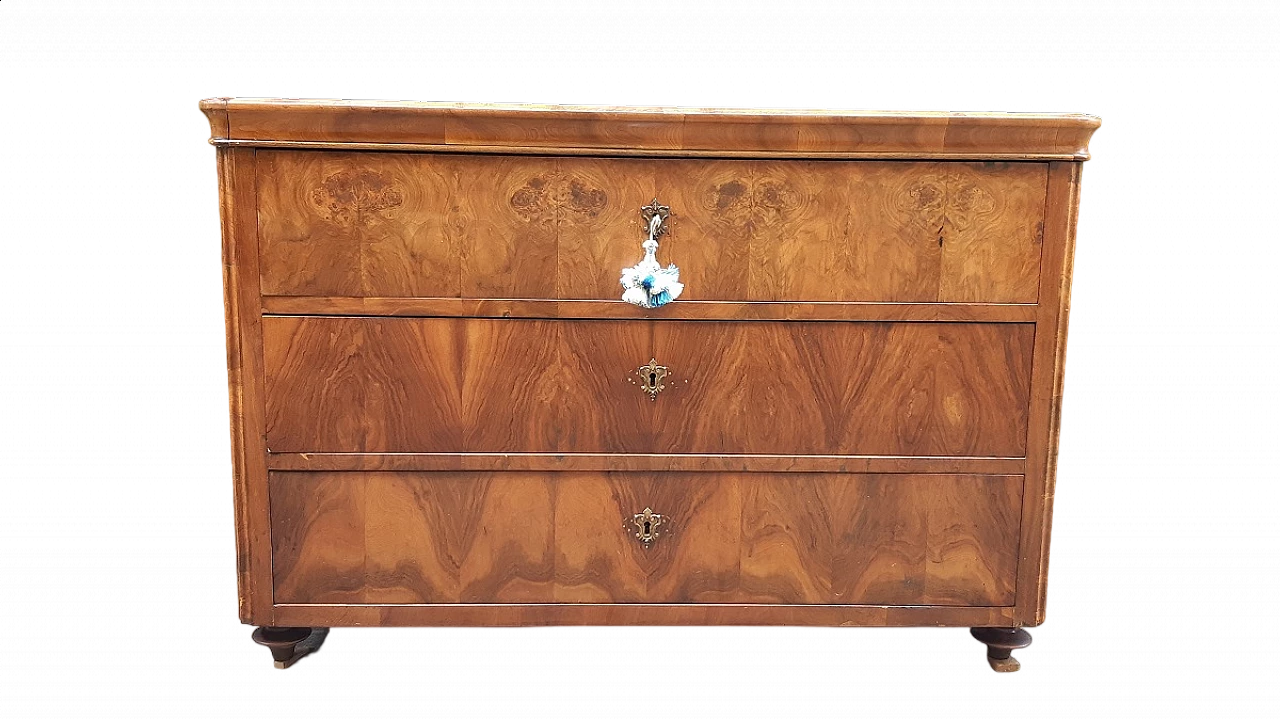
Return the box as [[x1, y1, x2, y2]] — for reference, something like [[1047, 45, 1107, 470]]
[[270, 471, 1022, 606], [263, 317, 1033, 456], [257, 151, 1047, 303]]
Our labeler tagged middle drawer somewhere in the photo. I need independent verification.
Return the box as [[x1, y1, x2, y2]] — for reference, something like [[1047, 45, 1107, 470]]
[[263, 317, 1033, 456]]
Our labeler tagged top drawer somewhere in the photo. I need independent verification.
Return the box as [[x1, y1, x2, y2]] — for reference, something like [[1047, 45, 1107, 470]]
[[256, 151, 1048, 303]]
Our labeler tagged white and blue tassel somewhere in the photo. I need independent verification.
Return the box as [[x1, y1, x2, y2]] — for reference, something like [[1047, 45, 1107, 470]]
[[621, 205, 684, 309], [621, 238, 684, 309]]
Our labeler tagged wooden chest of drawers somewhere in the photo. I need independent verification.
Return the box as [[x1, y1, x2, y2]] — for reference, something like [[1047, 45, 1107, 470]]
[[201, 98, 1097, 671]]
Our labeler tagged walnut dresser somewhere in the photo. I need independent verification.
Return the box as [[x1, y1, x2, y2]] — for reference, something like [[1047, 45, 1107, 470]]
[[200, 98, 1098, 672]]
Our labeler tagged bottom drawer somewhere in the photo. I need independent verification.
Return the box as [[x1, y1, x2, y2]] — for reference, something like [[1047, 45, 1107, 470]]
[[270, 471, 1023, 607]]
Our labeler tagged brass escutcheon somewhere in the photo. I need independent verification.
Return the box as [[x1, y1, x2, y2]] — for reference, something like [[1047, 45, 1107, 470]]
[[632, 507, 664, 546], [637, 359, 669, 400]]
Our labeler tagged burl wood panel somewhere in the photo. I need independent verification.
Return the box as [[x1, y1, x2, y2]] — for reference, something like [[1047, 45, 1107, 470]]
[[255, 151, 457, 297], [263, 317, 1033, 456], [256, 151, 1046, 303], [658, 160, 1046, 303], [270, 472, 1022, 606]]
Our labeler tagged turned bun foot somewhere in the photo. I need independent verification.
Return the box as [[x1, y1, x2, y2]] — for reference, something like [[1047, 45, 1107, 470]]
[[969, 627, 1032, 672], [251, 626, 329, 669], [249, 624, 309, 660]]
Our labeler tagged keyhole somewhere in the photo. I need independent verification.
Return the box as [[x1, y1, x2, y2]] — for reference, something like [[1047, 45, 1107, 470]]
[[648, 372, 657, 388], [643, 520, 652, 535]]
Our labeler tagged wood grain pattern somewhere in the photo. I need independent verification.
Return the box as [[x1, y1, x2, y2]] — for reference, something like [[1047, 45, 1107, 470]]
[[204, 101, 1095, 641], [270, 472, 1021, 607], [940, 163, 1048, 302], [260, 296, 1039, 323], [201, 98, 1100, 160], [660, 160, 1045, 302], [1015, 161, 1083, 625], [459, 317, 650, 453], [740, 474, 1022, 606], [453, 156, 558, 299], [272, 472, 554, 604], [555, 474, 742, 603], [215, 147, 273, 624], [262, 316, 650, 453], [204, 100, 229, 139], [216, 140, 1090, 163], [548, 159, 659, 300], [256, 152, 1047, 303], [270, 603, 1021, 628], [264, 453, 1025, 475], [271, 472, 366, 603], [262, 316, 466, 453], [256, 151, 458, 297], [263, 317, 1033, 456], [653, 321, 1034, 456]]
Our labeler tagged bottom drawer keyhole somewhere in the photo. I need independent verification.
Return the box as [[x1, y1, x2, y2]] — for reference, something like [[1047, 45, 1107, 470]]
[[632, 507, 664, 546]]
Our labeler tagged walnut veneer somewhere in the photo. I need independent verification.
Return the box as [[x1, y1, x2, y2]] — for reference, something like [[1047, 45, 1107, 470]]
[[202, 98, 1097, 671]]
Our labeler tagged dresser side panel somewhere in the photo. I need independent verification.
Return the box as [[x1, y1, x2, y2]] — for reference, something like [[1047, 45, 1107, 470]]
[[218, 147, 274, 624], [1015, 161, 1082, 624]]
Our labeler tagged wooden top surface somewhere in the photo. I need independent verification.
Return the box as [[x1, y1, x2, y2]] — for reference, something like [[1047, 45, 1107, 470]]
[[200, 98, 1099, 160]]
